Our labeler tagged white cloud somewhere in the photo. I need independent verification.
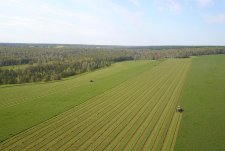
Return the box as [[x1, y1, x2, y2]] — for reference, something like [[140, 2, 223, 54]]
[[129, 0, 140, 7], [168, 0, 181, 12], [0, 0, 145, 44], [155, 0, 182, 13], [197, 0, 214, 7], [1, 0, 224, 45], [204, 13, 225, 23]]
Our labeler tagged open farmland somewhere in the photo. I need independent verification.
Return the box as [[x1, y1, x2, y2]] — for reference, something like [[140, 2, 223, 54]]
[[0, 60, 162, 142], [0, 58, 191, 150], [175, 55, 225, 151]]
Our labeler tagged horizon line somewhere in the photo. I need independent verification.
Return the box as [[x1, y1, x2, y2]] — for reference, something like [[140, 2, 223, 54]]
[[0, 42, 225, 47]]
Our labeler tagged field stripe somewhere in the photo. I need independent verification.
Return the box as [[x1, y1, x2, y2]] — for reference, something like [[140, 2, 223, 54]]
[[161, 114, 181, 151], [149, 71, 186, 151], [143, 59, 188, 150], [77, 75, 171, 151], [1, 64, 154, 148], [124, 62, 187, 151], [0, 61, 156, 108], [117, 62, 187, 151], [150, 62, 190, 151], [0, 59, 191, 151], [67, 64, 176, 151], [32, 65, 164, 150], [170, 114, 182, 151], [103, 64, 183, 150], [43, 61, 171, 150], [2, 61, 163, 150]]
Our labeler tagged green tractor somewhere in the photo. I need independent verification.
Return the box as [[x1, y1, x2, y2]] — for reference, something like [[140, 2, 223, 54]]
[[176, 106, 184, 113]]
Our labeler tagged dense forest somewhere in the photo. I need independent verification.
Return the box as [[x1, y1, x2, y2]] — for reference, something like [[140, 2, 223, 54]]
[[0, 44, 225, 84]]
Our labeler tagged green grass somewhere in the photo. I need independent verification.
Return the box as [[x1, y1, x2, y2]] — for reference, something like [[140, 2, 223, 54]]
[[0, 58, 191, 150], [175, 55, 225, 151], [0, 60, 162, 142], [0, 64, 30, 70]]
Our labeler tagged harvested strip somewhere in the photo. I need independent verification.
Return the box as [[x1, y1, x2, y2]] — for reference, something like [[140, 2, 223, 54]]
[[0, 59, 191, 151], [113, 62, 186, 151], [6, 61, 163, 150]]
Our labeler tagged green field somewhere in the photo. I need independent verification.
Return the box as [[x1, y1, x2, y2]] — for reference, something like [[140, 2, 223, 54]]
[[1, 55, 225, 150], [0, 58, 191, 150], [175, 55, 225, 151], [0, 60, 162, 142], [0, 64, 30, 70]]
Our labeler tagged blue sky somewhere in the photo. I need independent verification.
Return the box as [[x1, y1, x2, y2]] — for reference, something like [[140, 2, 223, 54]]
[[0, 0, 225, 45]]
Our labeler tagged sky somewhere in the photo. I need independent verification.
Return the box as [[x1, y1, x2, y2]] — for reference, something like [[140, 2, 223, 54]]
[[0, 0, 225, 45]]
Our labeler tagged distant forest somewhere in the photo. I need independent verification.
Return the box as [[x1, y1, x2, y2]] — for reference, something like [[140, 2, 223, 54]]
[[0, 44, 225, 84]]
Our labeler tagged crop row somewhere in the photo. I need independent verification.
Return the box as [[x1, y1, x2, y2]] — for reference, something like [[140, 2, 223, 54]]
[[0, 61, 151, 108], [1, 61, 164, 150], [1, 59, 191, 151], [63, 63, 177, 151], [30, 61, 170, 150], [143, 62, 189, 151], [127, 62, 188, 151]]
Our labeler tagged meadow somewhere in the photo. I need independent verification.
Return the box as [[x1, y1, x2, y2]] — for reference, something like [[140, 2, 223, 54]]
[[0, 58, 191, 150], [175, 55, 225, 151], [0, 54, 225, 150], [0, 60, 161, 142]]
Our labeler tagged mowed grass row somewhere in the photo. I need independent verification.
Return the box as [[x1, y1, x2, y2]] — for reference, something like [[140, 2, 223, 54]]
[[0, 61, 164, 147], [0, 61, 157, 108], [58, 61, 179, 151], [76, 66, 179, 151], [0, 61, 162, 142], [142, 62, 189, 151], [1, 58, 191, 150], [102, 65, 185, 151], [127, 61, 190, 151], [1, 60, 167, 150]]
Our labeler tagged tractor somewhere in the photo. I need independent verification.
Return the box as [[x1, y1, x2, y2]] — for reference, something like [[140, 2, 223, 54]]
[[176, 106, 184, 113]]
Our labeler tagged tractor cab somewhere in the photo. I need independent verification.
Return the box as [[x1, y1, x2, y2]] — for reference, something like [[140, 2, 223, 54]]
[[176, 106, 184, 113]]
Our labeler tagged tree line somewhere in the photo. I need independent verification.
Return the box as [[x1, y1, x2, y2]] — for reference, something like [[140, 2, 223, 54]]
[[0, 46, 225, 84]]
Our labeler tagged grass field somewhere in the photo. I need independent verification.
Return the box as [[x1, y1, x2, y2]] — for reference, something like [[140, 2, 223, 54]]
[[0, 60, 162, 142], [0, 58, 191, 150], [175, 55, 225, 151], [0, 64, 30, 70]]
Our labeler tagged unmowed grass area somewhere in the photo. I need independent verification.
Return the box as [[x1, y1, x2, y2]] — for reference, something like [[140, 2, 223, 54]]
[[175, 55, 225, 151], [0, 60, 162, 142], [0, 64, 30, 70]]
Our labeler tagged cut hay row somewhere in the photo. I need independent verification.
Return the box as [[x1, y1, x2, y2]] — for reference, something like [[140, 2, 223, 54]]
[[1, 61, 163, 150], [159, 63, 191, 151], [161, 114, 181, 151], [102, 62, 184, 150], [6, 78, 142, 150], [34, 62, 170, 150], [1, 64, 155, 146], [144, 66, 187, 151], [64, 67, 176, 151], [170, 114, 182, 151], [126, 62, 187, 151], [68, 59, 190, 150], [0, 61, 152, 108], [142, 61, 190, 151], [76, 72, 174, 151], [113, 63, 187, 151], [148, 62, 190, 151], [30, 80, 154, 150], [104, 80, 177, 150], [1, 59, 191, 151]]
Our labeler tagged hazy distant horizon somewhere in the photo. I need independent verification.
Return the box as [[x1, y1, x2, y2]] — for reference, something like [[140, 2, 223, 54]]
[[1, 42, 224, 47]]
